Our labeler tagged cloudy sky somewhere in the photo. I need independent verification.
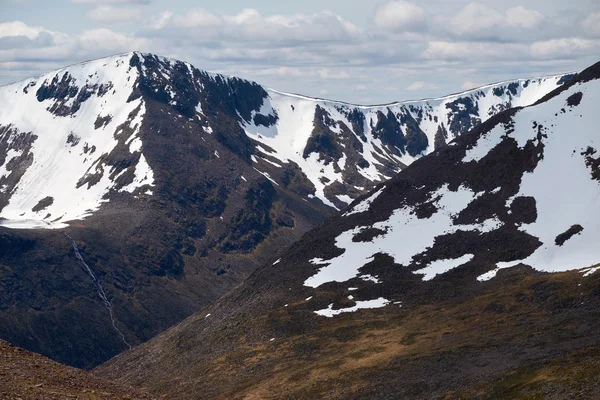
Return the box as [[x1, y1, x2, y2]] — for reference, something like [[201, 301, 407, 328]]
[[1, 0, 599, 104]]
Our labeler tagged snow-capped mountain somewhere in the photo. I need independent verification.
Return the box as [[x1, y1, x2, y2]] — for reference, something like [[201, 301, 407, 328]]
[[0, 54, 154, 228], [98, 61, 600, 400], [0, 52, 573, 229], [0, 52, 580, 370]]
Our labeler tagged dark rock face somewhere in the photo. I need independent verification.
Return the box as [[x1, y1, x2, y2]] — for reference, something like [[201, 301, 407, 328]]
[[493, 82, 520, 97], [555, 225, 584, 246], [253, 111, 278, 127], [220, 179, 277, 253], [128, 53, 265, 162], [372, 109, 406, 154], [583, 146, 600, 181], [557, 73, 578, 85], [352, 227, 388, 243], [36, 71, 114, 117], [399, 109, 429, 156], [0, 125, 36, 213], [344, 108, 366, 141], [31, 197, 54, 212], [434, 123, 448, 149], [446, 97, 481, 135], [94, 114, 112, 129], [303, 106, 343, 163], [567, 92, 583, 107], [279, 162, 317, 198]]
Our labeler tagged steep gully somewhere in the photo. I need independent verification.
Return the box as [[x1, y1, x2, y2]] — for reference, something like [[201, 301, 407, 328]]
[[64, 233, 132, 350]]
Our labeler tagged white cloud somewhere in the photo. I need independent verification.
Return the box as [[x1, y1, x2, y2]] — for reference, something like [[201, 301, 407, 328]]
[[530, 38, 600, 59], [149, 11, 173, 30], [406, 81, 437, 91], [250, 66, 350, 81], [0, 22, 147, 73], [317, 68, 350, 80], [156, 8, 360, 43], [449, 2, 504, 37], [0, 4, 598, 104], [422, 41, 527, 61], [373, 1, 427, 32], [505, 6, 545, 29], [0, 21, 46, 39], [422, 36, 600, 63], [86, 6, 142, 22], [171, 9, 220, 28], [448, 3, 545, 40], [583, 12, 600, 37], [78, 28, 148, 52]]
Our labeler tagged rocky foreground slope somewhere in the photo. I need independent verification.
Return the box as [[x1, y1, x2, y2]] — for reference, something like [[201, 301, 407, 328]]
[[98, 61, 600, 399], [0, 339, 153, 400], [0, 52, 573, 368]]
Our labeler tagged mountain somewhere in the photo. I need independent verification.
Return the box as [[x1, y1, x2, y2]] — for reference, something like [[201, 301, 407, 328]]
[[0, 339, 153, 399], [0, 52, 573, 369], [0, 53, 572, 222], [97, 61, 600, 399]]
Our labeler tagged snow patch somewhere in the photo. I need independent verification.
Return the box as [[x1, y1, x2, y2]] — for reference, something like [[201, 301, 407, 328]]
[[414, 254, 475, 281], [314, 297, 390, 317]]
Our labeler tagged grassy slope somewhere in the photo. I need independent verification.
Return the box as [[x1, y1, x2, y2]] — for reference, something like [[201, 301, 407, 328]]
[[97, 267, 600, 399]]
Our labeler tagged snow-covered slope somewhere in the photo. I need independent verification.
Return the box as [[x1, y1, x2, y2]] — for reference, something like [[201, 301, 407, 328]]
[[243, 74, 573, 209], [0, 53, 154, 228], [0, 52, 575, 228], [300, 61, 600, 295]]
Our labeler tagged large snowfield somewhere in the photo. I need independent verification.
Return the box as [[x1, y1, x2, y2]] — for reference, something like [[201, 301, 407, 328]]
[[0, 54, 154, 229], [304, 76, 600, 291]]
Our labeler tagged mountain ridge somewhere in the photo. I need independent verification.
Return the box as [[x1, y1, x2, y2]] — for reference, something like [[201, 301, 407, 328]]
[[0, 51, 574, 219]]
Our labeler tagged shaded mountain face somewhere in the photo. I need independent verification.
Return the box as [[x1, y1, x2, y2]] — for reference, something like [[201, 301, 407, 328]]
[[0, 52, 574, 368], [97, 62, 600, 399]]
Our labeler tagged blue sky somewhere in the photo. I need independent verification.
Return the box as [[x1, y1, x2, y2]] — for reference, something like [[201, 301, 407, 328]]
[[1, 0, 599, 103]]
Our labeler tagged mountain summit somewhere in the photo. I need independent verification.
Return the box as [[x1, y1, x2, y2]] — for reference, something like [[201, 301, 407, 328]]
[[0, 52, 577, 368]]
